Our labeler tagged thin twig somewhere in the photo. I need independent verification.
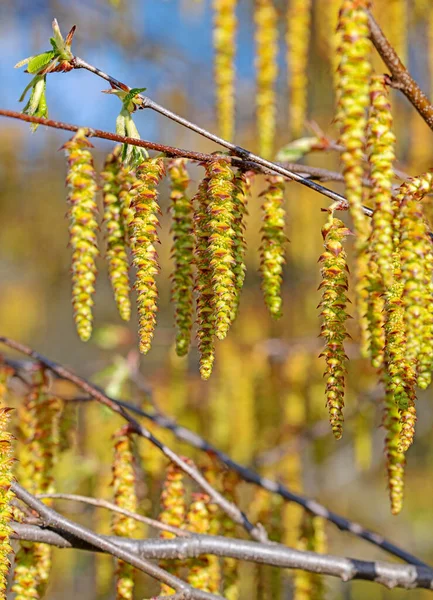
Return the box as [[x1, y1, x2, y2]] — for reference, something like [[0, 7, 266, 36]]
[[11, 522, 433, 591], [1, 348, 429, 569], [12, 483, 219, 600], [367, 10, 433, 131], [37, 493, 190, 538], [0, 337, 267, 543]]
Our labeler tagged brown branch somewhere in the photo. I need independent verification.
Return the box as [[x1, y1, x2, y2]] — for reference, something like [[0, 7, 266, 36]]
[[0, 336, 267, 543], [367, 10, 433, 131]]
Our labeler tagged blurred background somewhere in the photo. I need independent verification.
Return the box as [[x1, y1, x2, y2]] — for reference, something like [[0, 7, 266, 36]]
[[1, 0, 433, 598]]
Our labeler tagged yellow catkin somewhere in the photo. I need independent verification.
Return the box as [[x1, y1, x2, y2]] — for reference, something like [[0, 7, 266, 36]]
[[101, 145, 131, 322], [335, 0, 372, 238], [318, 215, 351, 440], [254, 0, 278, 158], [294, 512, 327, 600], [159, 462, 187, 596], [259, 176, 287, 318], [231, 171, 251, 320], [64, 129, 99, 342], [111, 429, 138, 600], [364, 258, 386, 369], [367, 75, 396, 290], [194, 175, 216, 379], [383, 392, 405, 515], [221, 471, 240, 600], [0, 366, 14, 597], [213, 0, 237, 141], [186, 493, 213, 592], [13, 368, 61, 599], [168, 158, 195, 357], [206, 160, 237, 340], [129, 157, 165, 354], [287, 0, 312, 138]]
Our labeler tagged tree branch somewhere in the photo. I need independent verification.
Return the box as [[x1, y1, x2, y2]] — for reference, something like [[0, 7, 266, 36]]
[[367, 10, 433, 131], [11, 522, 433, 591], [1, 346, 429, 569]]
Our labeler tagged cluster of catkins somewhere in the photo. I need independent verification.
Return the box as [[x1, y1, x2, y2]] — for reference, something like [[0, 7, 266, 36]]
[[64, 133, 288, 379], [320, 0, 433, 514]]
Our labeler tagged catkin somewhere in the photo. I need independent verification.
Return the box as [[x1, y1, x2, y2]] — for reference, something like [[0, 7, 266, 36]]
[[213, 0, 237, 141], [221, 471, 240, 600], [254, 0, 278, 159], [287, 0, 312, 138], [259, 176, 287, 318], [335, 0, 372, 238], [318, 215, 350, 440], [0, 367, 14, 597], [186, 493, 213, 592], [112, 429, 138, 600], [168, 159, 195, 357], [101, 145, 131, 322], [367, 75, 396, 290], [383, 392, 405, 515], [231, 171, 251, 320], [159, 462, 187, 596], [294, 512, 327, 600], [129, 157, 165, 354], [194, 176, 216, 379], [64, 129, 99, 342], [206, 160, 237, 340]]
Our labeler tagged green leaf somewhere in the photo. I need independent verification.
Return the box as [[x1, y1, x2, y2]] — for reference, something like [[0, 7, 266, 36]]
[[276, 137, 320, 163], [122, 87, 146, 112], [18, 75, 41, 102], [27, 51, 55, 74]]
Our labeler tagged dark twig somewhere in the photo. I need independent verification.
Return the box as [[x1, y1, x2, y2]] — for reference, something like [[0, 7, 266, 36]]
[[367, 10, 433, 131], [11, 522, 433, 591], [1, 347, 428, 569]]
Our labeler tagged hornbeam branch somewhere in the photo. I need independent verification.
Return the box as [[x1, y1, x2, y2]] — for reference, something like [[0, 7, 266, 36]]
[[11, 521, 433, 591]]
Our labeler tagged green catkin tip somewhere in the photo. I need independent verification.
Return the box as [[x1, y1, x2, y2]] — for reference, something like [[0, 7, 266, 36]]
[[259, 175, 287, 318], [168, 158, 195, 357], [194, 176, 216, 380], [206, 159, 237, 341], [318, 215, 351, 440], [129, 157, 165, 355], [101, 145, 132, 322], [64, 128, 99, 342]]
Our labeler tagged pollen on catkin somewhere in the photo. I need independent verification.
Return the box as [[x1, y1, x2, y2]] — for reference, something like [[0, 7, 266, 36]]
[[213, 0, 237, 141], [111, 429, 138, 600], [367, 75, 396, 290], [318, 215, 351, 440], [168, 159, 195, 357], [287, 0, 312, 138], [0, 367, 14, 597], [129, 157, 165, 354], [159, 462, 187, 596], [194, 176, 216, 379], [206, 159, 237, 340], [335, 0, 372, 238], [254, 0, 278, 159], [259, 176, 287, 318], [101, 145, 131, 322], [383, 392, 405, 515], [64, 129, 99, 342]]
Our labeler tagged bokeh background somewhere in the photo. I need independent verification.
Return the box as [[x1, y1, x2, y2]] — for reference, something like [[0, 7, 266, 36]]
[[1, 0, 433, 598]]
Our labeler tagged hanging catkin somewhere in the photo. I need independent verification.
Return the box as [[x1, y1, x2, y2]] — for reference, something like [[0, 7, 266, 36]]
[[318, 215, 350, 440], [112, 429, 138, 600], [287, 0, 312, 138], [0, 366, 14, 597], [254, 0, 278, 159], [213, 0, 237, 141], [206, 159, 237, 340], [168, 159, 195, 357], [383, 393, 405, 515], [231, 171, 251, 320], [294, 512, 327, 600], [335, 0, 372, 238], [186, 493, 213, 592], [194, 175, 216, 380], [129, 157, 165, 354], [101, 145, 132, 322], [64, 129, 99, 342], [259, 176, 287, 318]]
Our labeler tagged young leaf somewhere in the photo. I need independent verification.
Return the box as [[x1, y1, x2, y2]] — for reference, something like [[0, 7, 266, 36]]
[[27, 51, 55, 74], [122, 87, 147, 112]]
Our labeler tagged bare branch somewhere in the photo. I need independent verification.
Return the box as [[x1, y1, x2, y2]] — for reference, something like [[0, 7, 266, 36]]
[[11, 522, 433, 591]]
